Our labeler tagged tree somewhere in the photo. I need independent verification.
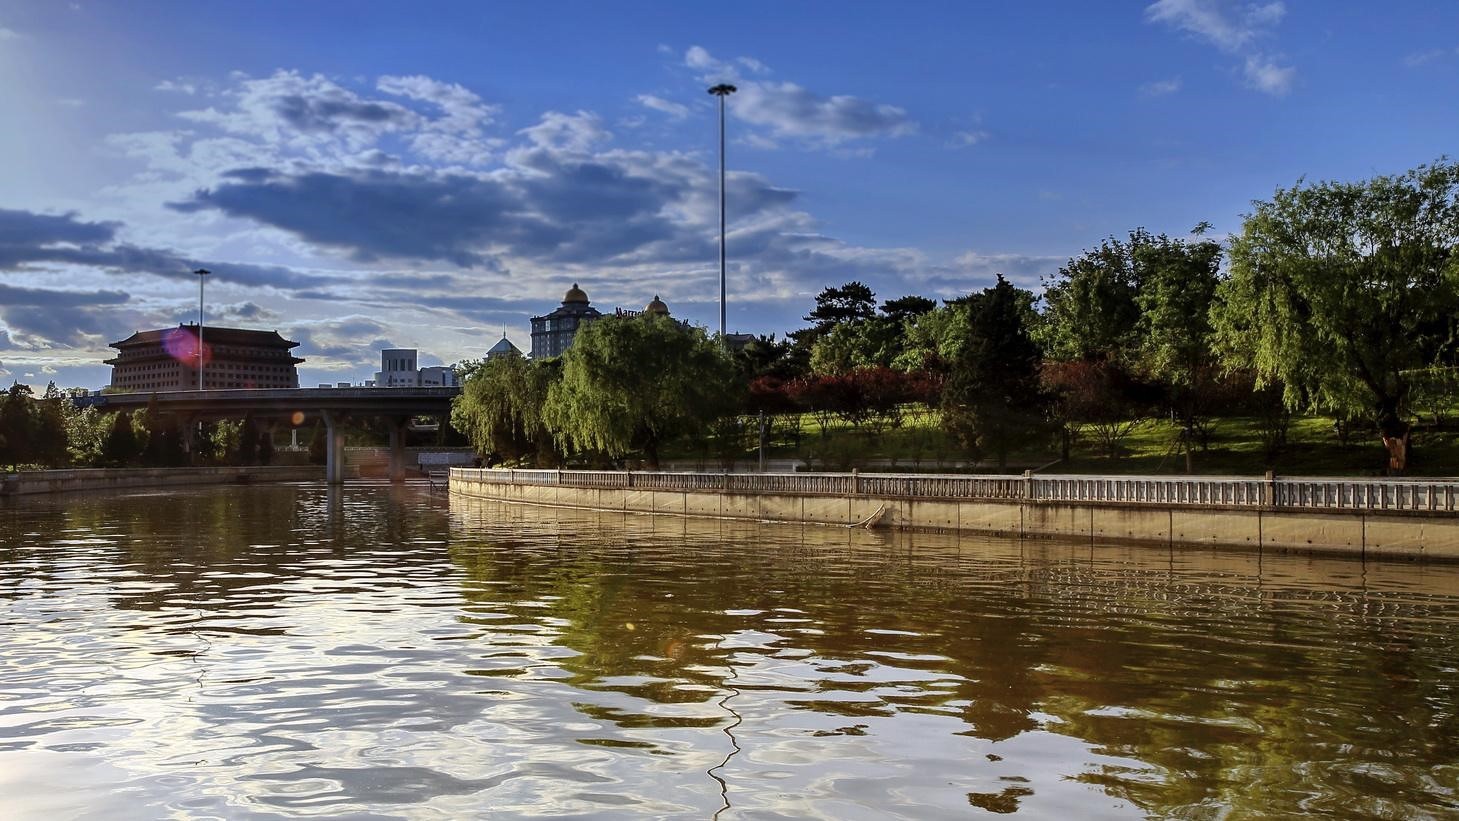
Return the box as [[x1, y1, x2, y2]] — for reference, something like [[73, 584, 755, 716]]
[[0, 382, 37, 470], [809, 317, 902, 375], [452, 354, 562, 465], [880, 295, 937, 325], [1037, 230, 1153, 363], [100, 411, 140, 467], [1041, 360, 1155, 460], [35, 383, 71, 468], [543, 316, 735, 468], [893, 302, 972, 373], [236, 415, 260, 465], [803, 281, 877, 333], [941, 276, 1047, 470], [1214, 159, 1459, 472], [308, 421, 327, 465], [1134, 233, 1224, 471]]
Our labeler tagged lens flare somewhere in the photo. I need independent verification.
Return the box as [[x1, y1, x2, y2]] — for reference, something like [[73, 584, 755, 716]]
[[290, 411, 306, 426], [162, 327, 212, 367]]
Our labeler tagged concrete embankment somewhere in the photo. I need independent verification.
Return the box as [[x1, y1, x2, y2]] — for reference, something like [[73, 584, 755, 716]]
[[450, 468, 1459, 561], [1, 465, 325, 497]]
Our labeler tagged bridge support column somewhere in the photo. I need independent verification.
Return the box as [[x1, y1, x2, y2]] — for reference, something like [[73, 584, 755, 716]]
[[389, 417, 409, 483], [322, 410, 344, 485]]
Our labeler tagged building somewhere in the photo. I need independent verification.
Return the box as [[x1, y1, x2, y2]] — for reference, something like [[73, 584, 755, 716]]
[[372, 349, 458, 388], [106, 325, 302, 392], [530, 283, 602, 358], [486, 333, 523, 360]]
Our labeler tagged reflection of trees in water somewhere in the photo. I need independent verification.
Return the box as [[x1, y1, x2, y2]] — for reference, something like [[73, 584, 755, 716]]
[[3, 485, 454, 613], [447, 498, 1459, 817]]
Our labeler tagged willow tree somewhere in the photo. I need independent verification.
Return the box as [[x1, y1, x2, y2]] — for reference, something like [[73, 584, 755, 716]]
[[451, 353, 561, 465], [543, 316, 735, 468], [1214, 160, 1459, 472]]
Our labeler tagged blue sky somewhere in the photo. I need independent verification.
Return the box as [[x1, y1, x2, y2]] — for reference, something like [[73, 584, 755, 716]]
[[1, 1, 1456, 389]]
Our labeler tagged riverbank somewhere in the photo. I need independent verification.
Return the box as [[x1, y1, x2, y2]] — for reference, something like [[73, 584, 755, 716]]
[[450, 468, 1459, 561], [1, 465, 325, 497]]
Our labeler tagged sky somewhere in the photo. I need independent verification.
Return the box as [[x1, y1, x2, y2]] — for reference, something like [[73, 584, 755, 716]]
[[1, 0, 1456, 390]]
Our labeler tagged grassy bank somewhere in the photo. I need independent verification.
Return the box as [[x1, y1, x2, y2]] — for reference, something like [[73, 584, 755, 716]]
[[681, 408, 1459, 476]]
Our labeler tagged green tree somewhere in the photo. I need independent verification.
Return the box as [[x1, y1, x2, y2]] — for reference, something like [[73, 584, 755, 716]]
[[1214, 159, 1459, 472], [308, 420, 327, 465], [893, 302, 972, 373], [35, 382, 71, 468], [803, 281, 877, 333], [452, 354, 562, 465], [1037, 230, 1153, 363], [941, 276, 1046, 470], [544, 316, 735, 468], [880, 294, 937, 324], [0, 382, 37, 470], [1135, 233, 1224, 471], [809, 317, 902, 375], [100, 411, 140, 467]]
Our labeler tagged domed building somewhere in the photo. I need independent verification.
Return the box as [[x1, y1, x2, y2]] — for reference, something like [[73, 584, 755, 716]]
[[643, 295, 670, 317], [529, 283, 603, 358]]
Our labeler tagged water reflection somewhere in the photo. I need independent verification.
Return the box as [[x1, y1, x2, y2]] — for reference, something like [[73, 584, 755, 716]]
[[0, 484, 1456, 818]]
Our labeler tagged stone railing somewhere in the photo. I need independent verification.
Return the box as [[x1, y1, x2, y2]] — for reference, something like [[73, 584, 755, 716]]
[[451, 469, 1459, 514]]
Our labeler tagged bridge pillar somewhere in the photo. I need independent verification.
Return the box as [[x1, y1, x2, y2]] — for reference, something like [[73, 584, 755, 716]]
[[388, 417, 409, 483], [322, 410, 344, 485]]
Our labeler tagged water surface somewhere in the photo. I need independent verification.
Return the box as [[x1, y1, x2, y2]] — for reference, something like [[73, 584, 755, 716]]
[[2, 484, 1457, 818]]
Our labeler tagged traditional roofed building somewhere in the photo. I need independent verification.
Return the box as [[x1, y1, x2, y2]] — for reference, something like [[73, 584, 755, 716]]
[[106, 325, 302, 392], [530, 283, 602, 358], [486, 333, 523, 360]]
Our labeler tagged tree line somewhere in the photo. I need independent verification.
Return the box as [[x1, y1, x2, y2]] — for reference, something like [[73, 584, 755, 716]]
[[454, 159, 1459, 474], [0, 383, 280, 471]]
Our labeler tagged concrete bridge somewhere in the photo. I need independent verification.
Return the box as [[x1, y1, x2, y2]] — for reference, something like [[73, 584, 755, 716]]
[[81, 387, 461, 483]]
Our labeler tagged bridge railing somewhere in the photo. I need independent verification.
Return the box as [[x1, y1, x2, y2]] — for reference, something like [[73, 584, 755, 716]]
[[448, 468, 1459, 514]]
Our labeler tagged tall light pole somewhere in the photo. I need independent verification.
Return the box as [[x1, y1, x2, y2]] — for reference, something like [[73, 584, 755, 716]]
[[708, 83, 736, 343], [193, 268, 210, 390]]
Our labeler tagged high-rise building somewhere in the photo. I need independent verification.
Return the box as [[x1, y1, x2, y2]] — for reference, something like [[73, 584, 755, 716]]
[[530, 283, 602, 358], [105, 325, 302, 392]]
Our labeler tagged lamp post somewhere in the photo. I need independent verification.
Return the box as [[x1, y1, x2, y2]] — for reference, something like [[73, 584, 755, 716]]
[[193, 268, 210, 390], [708, 83, 736, 344]]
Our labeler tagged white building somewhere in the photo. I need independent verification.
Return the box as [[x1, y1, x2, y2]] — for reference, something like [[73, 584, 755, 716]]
[[372, 348, 458, 388]]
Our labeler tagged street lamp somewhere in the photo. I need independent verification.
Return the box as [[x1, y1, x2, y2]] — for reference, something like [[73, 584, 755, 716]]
[[708, 83, 736, 344], [193, 268, 210, 390]]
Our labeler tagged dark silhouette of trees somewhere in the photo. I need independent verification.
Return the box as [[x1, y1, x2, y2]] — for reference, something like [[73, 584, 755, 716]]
[[941, 276, 1046, 470]]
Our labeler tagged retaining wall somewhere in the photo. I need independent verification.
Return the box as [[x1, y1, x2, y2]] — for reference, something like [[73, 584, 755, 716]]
[[450, 469, 1459, 561], [1, 465, 326, 497]]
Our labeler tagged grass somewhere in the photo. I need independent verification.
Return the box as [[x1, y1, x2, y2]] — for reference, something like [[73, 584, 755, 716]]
[[678, 407, 1459, 477]]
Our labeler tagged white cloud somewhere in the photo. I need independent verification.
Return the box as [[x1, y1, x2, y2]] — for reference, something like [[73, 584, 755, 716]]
[[949, 129, 989, 148], [1146, 0, 1293, 96], [685, 45, 718, 70], [0, 26, 21, 41], [516, 110, 609, 153], [155, 79, 199, 94], [1140, 77, 1183, 96], [730, 81, 916, 145], [1243, 55, 1294, 95], [636, 93, 689, 119]]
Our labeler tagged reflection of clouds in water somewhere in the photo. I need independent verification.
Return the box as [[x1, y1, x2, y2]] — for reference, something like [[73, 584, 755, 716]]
[[1, 485, 1459, 818]]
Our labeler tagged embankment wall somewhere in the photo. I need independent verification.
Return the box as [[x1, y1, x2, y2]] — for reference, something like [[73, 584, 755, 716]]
[[450, 472, 1459, 561], [1, 465, 326, 497]]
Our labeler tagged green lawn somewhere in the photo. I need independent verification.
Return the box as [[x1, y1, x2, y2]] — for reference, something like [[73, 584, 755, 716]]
[[682, 407, 1459, 476]]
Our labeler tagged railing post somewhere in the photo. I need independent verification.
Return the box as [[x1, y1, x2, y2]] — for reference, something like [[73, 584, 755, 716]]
[[1023, 470, 1033, 501], [627, 470, 634, 489], [851, 468, 861, 496], [1264, 470, 1275, 507], [723, 470, 730, 492], [510, 468, 516, 485]]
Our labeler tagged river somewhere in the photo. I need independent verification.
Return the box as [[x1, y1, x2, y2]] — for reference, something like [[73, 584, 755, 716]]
[[1, 483, 1457, 818]]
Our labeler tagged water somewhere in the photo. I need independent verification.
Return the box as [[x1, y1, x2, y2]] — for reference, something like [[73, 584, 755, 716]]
[[1, 484, 1457, 819]]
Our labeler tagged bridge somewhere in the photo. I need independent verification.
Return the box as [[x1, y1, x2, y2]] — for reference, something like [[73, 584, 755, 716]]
[[81, 387, 462, 484]]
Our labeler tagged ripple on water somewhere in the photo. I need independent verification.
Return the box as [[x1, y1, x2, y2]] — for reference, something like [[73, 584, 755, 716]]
[[1, 485, 1458, 818]]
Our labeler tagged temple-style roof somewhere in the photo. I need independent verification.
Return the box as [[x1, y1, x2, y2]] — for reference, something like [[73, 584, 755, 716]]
[[487, 336, 523, 358], [110, 325, 299, 350]]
